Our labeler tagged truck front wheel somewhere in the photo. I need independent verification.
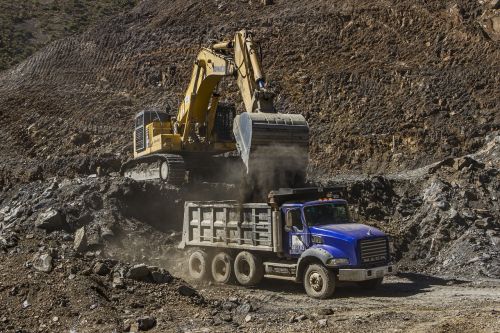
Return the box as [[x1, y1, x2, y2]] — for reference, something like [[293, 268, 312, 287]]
[[211, 252, 234, 284], [234, 251, 264, 286], [303, 264, 336, 299], [188, 250, 211, 281]]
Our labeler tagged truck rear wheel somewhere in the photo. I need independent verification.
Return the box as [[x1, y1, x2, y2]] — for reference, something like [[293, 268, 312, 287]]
[[234, 251, 264, 286], [188, 250, 211, 281], [303, 264, 336, 299], [211, 252, 234, 284]]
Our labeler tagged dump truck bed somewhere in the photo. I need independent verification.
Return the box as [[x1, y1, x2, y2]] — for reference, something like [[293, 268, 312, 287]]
[[179, 201, 277, 252]]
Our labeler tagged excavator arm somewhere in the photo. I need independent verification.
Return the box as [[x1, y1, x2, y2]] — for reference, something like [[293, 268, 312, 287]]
[[176, 48, 235, 145], [178, 30, 309, 187]]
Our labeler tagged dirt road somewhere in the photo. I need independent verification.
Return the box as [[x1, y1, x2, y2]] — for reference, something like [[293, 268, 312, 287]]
[[197, 274, 500, 333]]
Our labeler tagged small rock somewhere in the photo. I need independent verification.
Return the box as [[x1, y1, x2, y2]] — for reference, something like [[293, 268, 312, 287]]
[[62, 233, 74, 241], [137, 316, 156, 331], [35, 208, 65, 231], [22, 300, 30, 308], [475, 218, 491, 229], [113, 275, 125, 289], [317, 308, 334, 316], [318, 318, 328, 327], [151, 270, 171, 284], [93, 262, 110, 276], [127, 264, 151, 281], [220, 313, 232, 322], [178, 285, 196, 297], [222, 301, 237, 311], [52, 316, 59, 322], [33, 253, 53, 273], [435, 200, 450, 210], [235, 303, 253, 315], [296, 314, 307, 321], [73, 227, 88, 252], [245, 314, 252, 323]]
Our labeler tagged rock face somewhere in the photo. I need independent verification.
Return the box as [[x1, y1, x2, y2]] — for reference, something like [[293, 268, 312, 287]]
[[35, 209, 65, 231]]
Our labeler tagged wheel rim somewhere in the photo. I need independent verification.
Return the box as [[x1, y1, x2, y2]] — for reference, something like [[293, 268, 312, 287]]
[[309, 272, 324, 292], [160, 161, 169, 180], [237, 259, 251, 277], [191, 257, 202, 274], [215, 259, 227, 277]]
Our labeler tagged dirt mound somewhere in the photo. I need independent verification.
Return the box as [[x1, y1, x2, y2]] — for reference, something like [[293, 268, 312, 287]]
[[0, 0, 498, 182]]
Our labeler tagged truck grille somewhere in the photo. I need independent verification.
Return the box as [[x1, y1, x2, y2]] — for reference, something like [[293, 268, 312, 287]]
[[359, 237, 388, 264]]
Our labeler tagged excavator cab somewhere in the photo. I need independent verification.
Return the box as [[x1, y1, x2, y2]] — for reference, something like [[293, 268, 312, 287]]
[[133, 110, 171, 154]]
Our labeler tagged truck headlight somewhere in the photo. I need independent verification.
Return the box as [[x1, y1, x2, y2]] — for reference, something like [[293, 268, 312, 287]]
[[311, 235, 323, 244], [327, 258, 349, 267]]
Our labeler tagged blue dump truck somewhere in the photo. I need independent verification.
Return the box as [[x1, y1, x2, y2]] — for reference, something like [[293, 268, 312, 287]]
[[178, 187, 394, 298]]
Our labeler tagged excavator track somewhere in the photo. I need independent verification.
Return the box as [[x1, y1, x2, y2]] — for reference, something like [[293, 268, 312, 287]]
[[121, 154, 186, 186]]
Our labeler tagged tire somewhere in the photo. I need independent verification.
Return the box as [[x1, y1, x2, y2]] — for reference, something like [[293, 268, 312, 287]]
[[303, 264, 336, 299], [358, 277, 383, 290], [234, 251, 264, 286], [211, 252, 234, 284], [188, 250, 211, 281]]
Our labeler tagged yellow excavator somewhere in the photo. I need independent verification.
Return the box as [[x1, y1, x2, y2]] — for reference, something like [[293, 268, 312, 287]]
[[122, 30, 309, 189]]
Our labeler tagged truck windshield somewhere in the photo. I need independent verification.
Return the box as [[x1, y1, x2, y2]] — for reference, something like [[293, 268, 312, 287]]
[[304, 203, 351, 226]]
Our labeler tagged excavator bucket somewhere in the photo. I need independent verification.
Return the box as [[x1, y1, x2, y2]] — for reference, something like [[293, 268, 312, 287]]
[[233, 112, 309, 187]]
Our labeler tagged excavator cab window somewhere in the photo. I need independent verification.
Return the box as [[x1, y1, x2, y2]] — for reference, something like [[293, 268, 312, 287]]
[[134, 111, 169, 152]]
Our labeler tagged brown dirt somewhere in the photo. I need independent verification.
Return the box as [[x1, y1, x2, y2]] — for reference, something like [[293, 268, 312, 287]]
[[0, 0, 499, 332], [0, 0, 498, 183]]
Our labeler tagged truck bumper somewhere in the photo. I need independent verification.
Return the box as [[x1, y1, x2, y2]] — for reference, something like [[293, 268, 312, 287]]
[[337, 265, 394, 281]]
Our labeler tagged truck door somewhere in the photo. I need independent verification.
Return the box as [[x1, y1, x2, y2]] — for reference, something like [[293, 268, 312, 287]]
[[285, 208, 310, 257]]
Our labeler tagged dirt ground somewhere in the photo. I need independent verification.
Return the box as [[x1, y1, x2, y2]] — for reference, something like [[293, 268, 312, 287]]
[[0, 0, 499, 332], [199, 275, 500, 333]]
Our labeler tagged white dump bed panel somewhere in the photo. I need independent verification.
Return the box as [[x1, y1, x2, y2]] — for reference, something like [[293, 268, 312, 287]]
[[181, 201, 274, 251]]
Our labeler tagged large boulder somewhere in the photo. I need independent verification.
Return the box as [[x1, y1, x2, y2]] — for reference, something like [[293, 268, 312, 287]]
[[35, 208, 66, 231], [126, 264, 151, 281]]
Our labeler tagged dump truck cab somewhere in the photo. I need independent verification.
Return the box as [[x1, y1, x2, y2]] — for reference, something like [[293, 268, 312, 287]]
[[280, 198, 392, 286]]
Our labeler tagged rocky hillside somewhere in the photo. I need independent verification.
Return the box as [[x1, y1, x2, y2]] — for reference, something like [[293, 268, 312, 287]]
[[0, 0, 137, 71], [0, 0, 498, 184]]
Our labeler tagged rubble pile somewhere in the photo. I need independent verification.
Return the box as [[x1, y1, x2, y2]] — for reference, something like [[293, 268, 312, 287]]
[[341, 135, 500, 278]]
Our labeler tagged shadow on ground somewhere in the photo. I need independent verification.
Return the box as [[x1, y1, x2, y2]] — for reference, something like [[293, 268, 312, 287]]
[[244, 272, 471, 299]]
